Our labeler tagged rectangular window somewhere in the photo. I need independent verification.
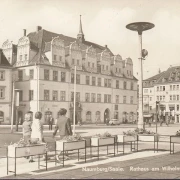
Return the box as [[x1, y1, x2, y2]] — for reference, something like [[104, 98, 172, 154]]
[[173, 85, 176, 90], [71, 73, 74, 83], [44, 69, 49, 80], [177, 95, 179, 101], [130, 96, 133, 104], [123, 96, 126, 104], [163, 86, 165, 91], [106, 66, 108, 70], [157, 86, 159, 91], [98, 78, 101, 86], [104, 94, 107, 103], [177, 85, 179, 90], [150, 106, 152, 110], [104, 79, 107, 87], [18, 70, 23, 81], [115, 105, 118, 110], [52, 90, 58, 101], [0, 88, 4, 98], [108, 95, 111, 103], [92, 63, 94, 68], [19, 55, 22, 61], [160, 86, 162, 91], [116, 80, 119, 89], [177, 105, 179, 111], [29, 90, 33, 101], [85, 93, 90, 102], [102, 65, 105, 70], [76, 92, 80, 101], [131, 82, 134, 90], [53, 71, 58, 81], [29, 69, 34, 79], [54, 55, 57, 61], [97, 94, 101, 103], [91, 93, 96, 102], [60, 91, 66, 101], [88, 62, 90, 67], [19, 91, 23, 101], [76, 74, 80, 84], [173, 95, 176, 101], [163, 96, 165, 101], [0, 71, 5, 80], [150, 97, 152, 101], [59, 56, 62, 61], [86, 76, 90, 85], [25, 54, 28, 60], [160, 96, 162, 101], [157, 96, 159, 101], [61, 72, 66, 82], [116, 95, 119, 104], [92, 77, 96, 86], [123, 81, 127, 89], [44, 90, 49, 100], [108, 79, 111, 87], [170, 85, 172, 91], [77, 60, 79, 65], [71, 92, 74, 102], [170, 95, 172, 101]]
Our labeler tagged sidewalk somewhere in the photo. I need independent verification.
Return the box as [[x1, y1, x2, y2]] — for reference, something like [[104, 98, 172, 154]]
[[1, 140, 180, 179], [2, 150, 180, 179]]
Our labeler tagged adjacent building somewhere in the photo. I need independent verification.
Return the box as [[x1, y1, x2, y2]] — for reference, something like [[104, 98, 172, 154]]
[[143, 66, 180, 123], [2, 17, 138, 124], [0, 49, 12, 124]]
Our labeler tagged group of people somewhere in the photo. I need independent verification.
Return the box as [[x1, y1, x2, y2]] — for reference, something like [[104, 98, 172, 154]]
[[22, 108, 72, 163]]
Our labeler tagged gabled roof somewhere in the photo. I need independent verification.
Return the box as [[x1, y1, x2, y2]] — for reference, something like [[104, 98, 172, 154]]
[[144, 71, 165, 81], [27, 29, 113, 58], [0, 49, 12, 67]]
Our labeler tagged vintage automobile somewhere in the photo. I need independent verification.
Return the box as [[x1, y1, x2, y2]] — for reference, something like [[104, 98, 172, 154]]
[[109, 119, 121, 125]]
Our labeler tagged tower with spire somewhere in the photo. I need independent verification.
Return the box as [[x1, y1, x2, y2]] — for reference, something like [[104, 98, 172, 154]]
[[77, 15, 85, 43]]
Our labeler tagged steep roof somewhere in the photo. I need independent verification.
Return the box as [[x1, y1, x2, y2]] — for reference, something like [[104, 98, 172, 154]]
[[144, 71, 165, 81], [0, 49, 12, 67], [27, 29, 114, 62]]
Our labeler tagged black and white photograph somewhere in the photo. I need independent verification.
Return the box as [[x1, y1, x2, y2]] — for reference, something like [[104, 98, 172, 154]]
[[0, 0, 180, 179]]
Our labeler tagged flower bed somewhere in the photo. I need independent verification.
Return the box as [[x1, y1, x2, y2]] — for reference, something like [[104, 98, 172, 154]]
[[56, 134, 86, 151], [7, 138, 47, 158], [91, 132, 115, 146], [117, 135, 137, 143], [170, 136, 180, 144]]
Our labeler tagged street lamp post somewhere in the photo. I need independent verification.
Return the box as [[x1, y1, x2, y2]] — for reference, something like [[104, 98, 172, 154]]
[[126, 22, 155, 129], [73, 66, 77, 135]]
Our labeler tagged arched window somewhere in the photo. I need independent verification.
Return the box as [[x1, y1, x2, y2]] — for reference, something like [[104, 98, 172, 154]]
[[0, 111, 4, 122], [96, 111, 101, 121], [86, 111, 91, 121]]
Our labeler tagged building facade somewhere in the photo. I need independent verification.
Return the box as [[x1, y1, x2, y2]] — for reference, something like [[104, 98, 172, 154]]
[[143, 66, 180, 123], [2, 18, 138, 124], [0, 49, 12, 124]]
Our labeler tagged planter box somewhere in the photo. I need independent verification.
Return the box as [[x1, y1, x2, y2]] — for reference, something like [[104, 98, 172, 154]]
[[91, 137, 115, 146], [8, 143, 46, 158], [171, 136, 180, 143], [117, 135, 137, 142], [56, 140, 86, 151], [138, 134, 159, 142]]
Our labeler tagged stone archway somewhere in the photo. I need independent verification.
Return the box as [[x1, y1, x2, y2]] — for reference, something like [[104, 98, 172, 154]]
[[104, 108, 110, 124]]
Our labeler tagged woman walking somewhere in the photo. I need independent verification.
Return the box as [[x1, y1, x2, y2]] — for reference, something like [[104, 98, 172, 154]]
[[53, 108, 72, 162]]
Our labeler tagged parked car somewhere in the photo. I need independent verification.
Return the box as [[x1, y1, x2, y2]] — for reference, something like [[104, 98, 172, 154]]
[[109, 119, 121, 125]]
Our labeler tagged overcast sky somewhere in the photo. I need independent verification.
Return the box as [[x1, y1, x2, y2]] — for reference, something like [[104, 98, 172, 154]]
[[0, 0, 179, 79]]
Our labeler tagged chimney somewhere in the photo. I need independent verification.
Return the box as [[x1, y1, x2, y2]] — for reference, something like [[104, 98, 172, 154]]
[[36, 26, 42, 32], [105, 45, 108, 49], [23, 29, 26, 36]]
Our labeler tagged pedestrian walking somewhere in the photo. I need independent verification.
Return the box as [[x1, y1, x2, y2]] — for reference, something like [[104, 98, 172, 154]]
[[49, 115, 54, 130], [22, 112, 33, 162], [31, 111, 49, 161], [53, 108, 72, 162]]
